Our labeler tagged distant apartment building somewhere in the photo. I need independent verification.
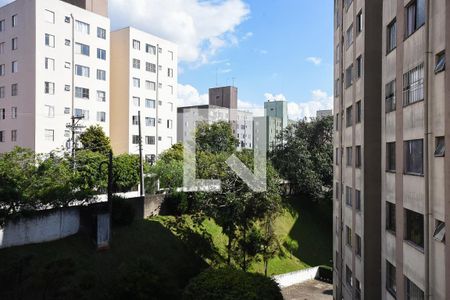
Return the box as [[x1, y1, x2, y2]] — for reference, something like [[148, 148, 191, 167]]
[[316, 109, 333, 118], [0, 0, 110, 154], [381, 0, 449, 299], [333, 0, 382, 299], [177, 86, 253, 150], [110, 27, 177, 162]]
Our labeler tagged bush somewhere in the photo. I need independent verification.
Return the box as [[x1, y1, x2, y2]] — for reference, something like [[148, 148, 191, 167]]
[[182, 268, 283, 300], [111, 196, 135, 226]]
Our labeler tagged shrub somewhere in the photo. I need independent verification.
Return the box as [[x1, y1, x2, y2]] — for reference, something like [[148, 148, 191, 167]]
[[111, 196, 135, 226], [182, 268, 283, 300]]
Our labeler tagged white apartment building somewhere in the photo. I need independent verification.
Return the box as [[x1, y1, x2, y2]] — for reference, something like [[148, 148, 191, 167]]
[[0, 0, 110, 154], [110, 27, 177, 162]]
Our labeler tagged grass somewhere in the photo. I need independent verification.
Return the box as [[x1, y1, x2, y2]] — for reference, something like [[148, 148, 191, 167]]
[[0, 219, 206, 299]]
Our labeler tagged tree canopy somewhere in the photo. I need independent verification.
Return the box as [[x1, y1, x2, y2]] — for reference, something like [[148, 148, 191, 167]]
[[79, 125, 112, 156]]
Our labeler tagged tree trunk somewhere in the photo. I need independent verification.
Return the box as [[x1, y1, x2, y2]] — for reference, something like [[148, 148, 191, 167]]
[[227, 236, 232, 265]]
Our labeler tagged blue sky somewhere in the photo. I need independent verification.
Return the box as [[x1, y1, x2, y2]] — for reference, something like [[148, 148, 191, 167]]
[[178, 0, 334, 113], [0, 0, 334, 118]]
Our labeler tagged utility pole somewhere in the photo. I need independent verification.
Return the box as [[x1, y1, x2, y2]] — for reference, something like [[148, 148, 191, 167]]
[[67, 115, 85, 169], [138, 111, 145, 196]]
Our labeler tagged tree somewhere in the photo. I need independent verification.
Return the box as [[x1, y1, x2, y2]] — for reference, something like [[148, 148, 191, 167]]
[[195, 121, 238, 154], [79, 125, 112, 156], [150, 144, 184, 192], [113, 154, 140, 192]]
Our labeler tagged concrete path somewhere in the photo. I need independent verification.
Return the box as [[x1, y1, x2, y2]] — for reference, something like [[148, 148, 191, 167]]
[[281, 280, 333, 300]]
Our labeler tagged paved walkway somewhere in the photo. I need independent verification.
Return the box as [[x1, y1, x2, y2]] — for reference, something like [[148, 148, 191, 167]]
[[281, 280, 333, 300]]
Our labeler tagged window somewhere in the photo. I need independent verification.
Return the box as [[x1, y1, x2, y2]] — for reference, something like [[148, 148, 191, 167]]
[[335, 182, 340, 199], [75, 65, 90, 77], [355, 190, 361, 211], [335, 78, 340, 97], [132, 97, 140, 107], [11, 61, 18, 73], [0, 108, 5, 119], [345, 186, 352, 207], [355, 101, 361, 123], [387, 19, 397, 53], [75, 87, 89, 99], [0, 64, 4, 76], [132, 135, 139, 144], [146, 117, 156, 127], [356, 10, 363, 34], [386, 142, 396, 171], [12, 14, 17, 27], [12, 37, 17, 50], [65, 39, 71, 46], [345, 265, 353, 287], [146, 62, 156, 73], [44, 129, 54, 141], [335, 113, 339, 131], [97, 27, 106, 39], [405, 208, 424, 249], [44, 82, 55, 95], [168, 102, 174, 111], [10, 130, 17, 142], [75, 108, 89, 120], [346, 105, 353, 127], [133, 78, 140, 88], [132, 116, 139, 125], [346, 147, 353, 166], [356, 56, 362, 78], [11, 84, 18, 96], [97, 111, 106, 122], [75, 43, 90, 56], [355, 279, 361, 300], [97, 48, 106, 60], [145, 80, 156, 90], [145, 136, 156, 145], [146, 99, 156, 108], [405, 0, 425, 38], [146, 44, 156, 54], [168, 50, 174, 60], [65, 62, 71, 69], [355, 234, 361, 257], [434, 137, 445, 157], [403, 64, 424, 106], [133, 59, 140, 69], [346, 226, 352, 247], [355, 145, 361, 168], [75, 20, 90, 35], [385, 80, 396, 113], [404, 139, 423, 175], [435, 51, 446, 74], [64, 16, 70, 23], [133, 40, 141, 50], [97, 69, 106, 81], [405, 277, 424, 300], [0, 42, 4, 54], [45, 105, 55, 118], [168, 68, 174, 77], [0, 86, 4, 98], [169, 85, 174, 95], [344, 0, 353, 11], [11, 107, 17, 119], [0, 131, 3, 142], [64, 107, 70, 114], [386, 202, 396, 232], [45, 10, 55, 24], [433, 220, 445, 242], [346, 24, 353, 49], [167, 120, 173, 129], [45, 34, 55, 47], [97, 91, 106, 102], [345, 64, 353, 88], [0, 20, 4, 32], [386, 261, 396, 297], [65, 85, 70, 91], [45, 57, 55, 70]]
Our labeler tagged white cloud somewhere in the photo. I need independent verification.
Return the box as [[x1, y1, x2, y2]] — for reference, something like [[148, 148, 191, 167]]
[[177, 84, 209, 107], [242, 31, 253, 40], [287, 90, 333, 120], [306, 56, 322, 66], [264, 93, 287, 102], [110, 0, 250, 64]]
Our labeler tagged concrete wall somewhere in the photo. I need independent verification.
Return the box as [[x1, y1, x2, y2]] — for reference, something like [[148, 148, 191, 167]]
[[0, 207, 80, 249], [272, 267, 319, 288]]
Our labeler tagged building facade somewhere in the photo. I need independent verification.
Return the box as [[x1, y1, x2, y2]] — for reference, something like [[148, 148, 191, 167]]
[[333, 0, 383, 299], [253, 116, 282, 152], [110, 27, 177, 162], [381, 0, 449, 299], [0, 0, 110, 154]]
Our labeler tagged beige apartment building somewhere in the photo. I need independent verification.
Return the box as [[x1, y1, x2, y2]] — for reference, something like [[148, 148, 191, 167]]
[[335, 0, 450, 299], [333, 0, 383, 299], [0, 0, 110, 154], [110, 27, 177, 163]]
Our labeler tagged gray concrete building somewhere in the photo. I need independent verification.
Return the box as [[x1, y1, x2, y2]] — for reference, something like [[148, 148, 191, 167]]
[[209, 86, 237, 109], [334, 0, 450, 299], [333, 0, 383, 299]]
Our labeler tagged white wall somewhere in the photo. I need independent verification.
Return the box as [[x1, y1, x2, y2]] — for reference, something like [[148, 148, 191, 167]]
[[0, 207, 80, 249]]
